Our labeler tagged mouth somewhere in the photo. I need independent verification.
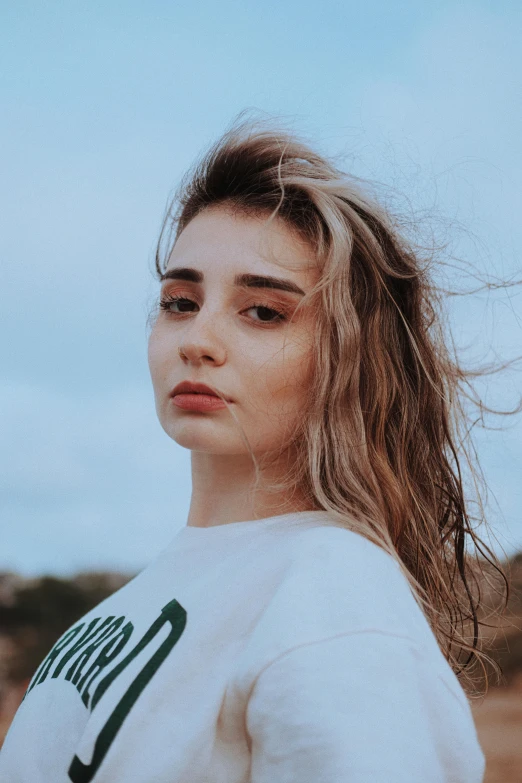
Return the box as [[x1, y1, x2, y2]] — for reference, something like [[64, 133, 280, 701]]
[[170, 381, 233, 403], [171, 391, 230, 411]]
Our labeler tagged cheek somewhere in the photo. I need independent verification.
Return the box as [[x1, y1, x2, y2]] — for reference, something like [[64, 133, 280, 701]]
[[263, 341, 314, 406], [147, 332, 159, 375], [147, 329, 171, 382]]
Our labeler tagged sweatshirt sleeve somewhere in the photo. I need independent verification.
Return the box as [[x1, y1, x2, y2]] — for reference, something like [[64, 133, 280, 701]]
[[245, 630, 485, 783]]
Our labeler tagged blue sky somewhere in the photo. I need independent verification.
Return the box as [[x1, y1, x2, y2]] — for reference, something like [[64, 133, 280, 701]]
[[1, 0, 521, 575]]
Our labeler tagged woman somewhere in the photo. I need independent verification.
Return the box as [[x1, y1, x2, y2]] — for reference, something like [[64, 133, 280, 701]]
[[2, 114, 510, 782]]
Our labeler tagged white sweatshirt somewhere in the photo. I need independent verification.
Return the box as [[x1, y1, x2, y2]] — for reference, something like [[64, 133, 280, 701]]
[[0, 510, 485, 782]]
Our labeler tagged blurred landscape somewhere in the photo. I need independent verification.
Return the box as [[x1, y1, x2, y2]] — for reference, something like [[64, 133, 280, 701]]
[[1, 553, 521, 781], [0, 569, 134, 744]]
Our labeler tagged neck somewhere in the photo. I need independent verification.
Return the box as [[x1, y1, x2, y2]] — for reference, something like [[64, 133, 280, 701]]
[[186, 449, 313, 528]]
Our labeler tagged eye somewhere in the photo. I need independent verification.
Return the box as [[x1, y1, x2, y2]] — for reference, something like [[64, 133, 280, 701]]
[[158, 294, 288, 325], [159, 295, 196, 314], [244, 303, 287, 324]]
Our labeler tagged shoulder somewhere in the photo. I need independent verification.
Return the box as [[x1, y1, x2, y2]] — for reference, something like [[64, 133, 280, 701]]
[[288, 522, 400, 569], [244, 521, 440, 662], [231, 521, 454, 700], [283, 522, 408, 606]]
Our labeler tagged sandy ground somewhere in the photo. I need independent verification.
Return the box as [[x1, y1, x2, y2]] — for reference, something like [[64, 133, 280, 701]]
[[470, 675, 522, 783]]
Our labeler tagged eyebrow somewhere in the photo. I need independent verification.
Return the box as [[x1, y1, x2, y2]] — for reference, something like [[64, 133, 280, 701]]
[[159, 267, 306, 296]]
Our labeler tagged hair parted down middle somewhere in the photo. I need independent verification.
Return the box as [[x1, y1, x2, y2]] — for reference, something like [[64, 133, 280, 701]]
[[151, 111, 522, 700]]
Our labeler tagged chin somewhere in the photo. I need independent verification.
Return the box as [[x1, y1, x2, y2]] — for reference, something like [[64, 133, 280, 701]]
[[165, 424, 238, 453]]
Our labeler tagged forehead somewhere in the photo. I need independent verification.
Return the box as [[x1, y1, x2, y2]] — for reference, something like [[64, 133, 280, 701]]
[[166, 206, 319, 285]]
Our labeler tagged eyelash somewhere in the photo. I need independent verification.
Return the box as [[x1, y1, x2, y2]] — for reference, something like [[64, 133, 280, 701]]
[[158, 293, 288, 325]]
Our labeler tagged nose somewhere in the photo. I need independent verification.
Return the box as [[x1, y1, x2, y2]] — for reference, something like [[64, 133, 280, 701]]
[[177, 306, 227, 366]]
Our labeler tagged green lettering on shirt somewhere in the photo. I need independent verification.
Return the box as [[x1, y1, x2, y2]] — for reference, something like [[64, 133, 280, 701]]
[[77, 621, 134, 708], [68, 597, 187, 783]]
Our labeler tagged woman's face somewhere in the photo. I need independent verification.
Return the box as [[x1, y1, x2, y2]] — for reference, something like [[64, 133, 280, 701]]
[[147, 205, 319, 457]]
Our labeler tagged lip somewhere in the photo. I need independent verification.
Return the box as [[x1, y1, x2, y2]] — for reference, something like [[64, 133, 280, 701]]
[[170, 381, 233, 402]]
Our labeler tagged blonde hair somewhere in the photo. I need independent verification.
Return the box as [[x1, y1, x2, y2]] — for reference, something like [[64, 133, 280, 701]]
[[151, 111, 521, 700]]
